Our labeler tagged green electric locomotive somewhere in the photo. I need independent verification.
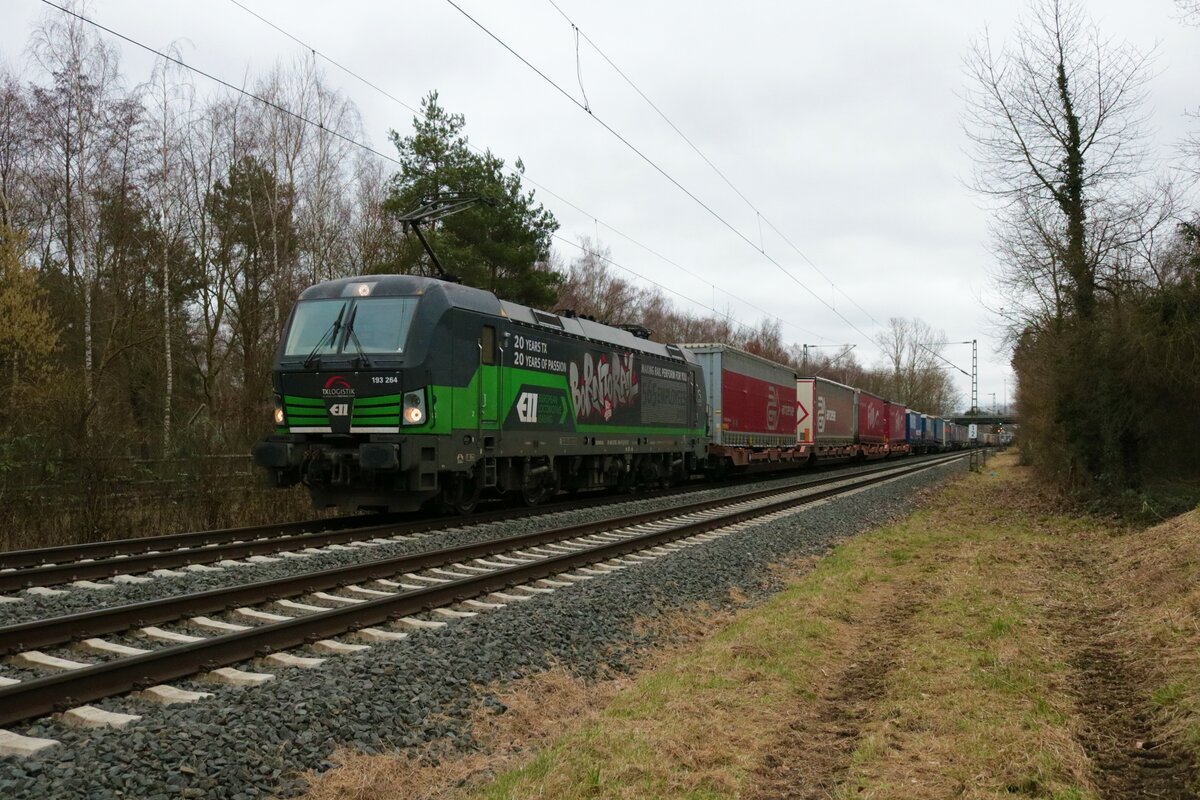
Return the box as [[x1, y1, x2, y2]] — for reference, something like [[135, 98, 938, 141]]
[[253, 275, 708, 513]]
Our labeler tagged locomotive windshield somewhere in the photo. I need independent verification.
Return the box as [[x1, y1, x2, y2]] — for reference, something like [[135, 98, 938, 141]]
[[283, 296, 419, 358]]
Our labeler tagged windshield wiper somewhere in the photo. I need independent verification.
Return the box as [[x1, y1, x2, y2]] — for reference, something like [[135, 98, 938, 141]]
[[342, 304, 372, 368], [302, 304, 347, 369]]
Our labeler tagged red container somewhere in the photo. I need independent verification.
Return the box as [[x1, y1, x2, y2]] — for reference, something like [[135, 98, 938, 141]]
[[683, 344, 797, 447], [857, 391, 888, 444], [797, 377, 856, 444], [885, 402, 908, 444]]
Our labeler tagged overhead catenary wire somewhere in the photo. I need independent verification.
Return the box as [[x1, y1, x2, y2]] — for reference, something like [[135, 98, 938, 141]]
[[41, 0, 813, 341], [44, 0, 841, 350], [220, 0, 828, 342], [553, 235, 826, 341], [546, 0, 881, 327], [443, 0, 884, 354], [227, 0, 424, 120], [38, 0, 406, 171]]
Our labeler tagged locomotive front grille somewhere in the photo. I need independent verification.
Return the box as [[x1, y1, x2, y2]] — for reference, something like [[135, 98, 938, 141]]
[[349, 393, 402, 433], [283, 394, 330, 433]]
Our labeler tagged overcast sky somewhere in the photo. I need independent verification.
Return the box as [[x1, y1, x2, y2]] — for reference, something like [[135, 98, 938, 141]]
[[3, 0, 1198, 413]]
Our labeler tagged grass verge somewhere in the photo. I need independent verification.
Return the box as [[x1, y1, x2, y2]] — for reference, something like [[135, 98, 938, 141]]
[[302, 454, 1200, 799]]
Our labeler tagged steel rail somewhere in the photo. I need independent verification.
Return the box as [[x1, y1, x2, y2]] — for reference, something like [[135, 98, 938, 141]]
[[0, 481, 719, 590], [0, 511, 396, 571], [0, 470, 725, 571], [0, 454, 966, 727], [0, 451, 963, 570], [0, 454, 963, 654], [0, 454, 958, 591]]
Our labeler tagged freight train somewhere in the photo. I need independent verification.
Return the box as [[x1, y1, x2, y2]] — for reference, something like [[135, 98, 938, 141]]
[[253, 275, 975, 512]]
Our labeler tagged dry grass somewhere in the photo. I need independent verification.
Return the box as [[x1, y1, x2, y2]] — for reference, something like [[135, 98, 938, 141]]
[[300, 455, 1200, 799], [455, 455, 1099, 800], [301, 602, 743, 800], [1109, 507, 1200, 768], [0, 480, 330, 552], [302, 669, 621, 800], [822, 461, 1099, 799]]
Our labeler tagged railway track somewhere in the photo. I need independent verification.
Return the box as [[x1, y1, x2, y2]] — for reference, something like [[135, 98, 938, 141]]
[[0, 452, 966, 746], [0, 453, 960, 593]]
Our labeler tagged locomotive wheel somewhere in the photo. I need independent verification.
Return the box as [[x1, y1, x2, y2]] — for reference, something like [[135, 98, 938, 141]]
[[521, 481, 553, 507], [441, 472, 481, 515]]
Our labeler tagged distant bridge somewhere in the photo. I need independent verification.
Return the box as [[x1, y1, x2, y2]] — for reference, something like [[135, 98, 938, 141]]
[[952, 414, 1018, 428]]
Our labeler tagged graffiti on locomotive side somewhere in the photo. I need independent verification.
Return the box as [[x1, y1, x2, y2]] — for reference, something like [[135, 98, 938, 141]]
[[569, 352, 639, 422]]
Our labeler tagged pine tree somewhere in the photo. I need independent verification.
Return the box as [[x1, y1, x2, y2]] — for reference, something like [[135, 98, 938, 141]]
[[382, 92, 560, 308]]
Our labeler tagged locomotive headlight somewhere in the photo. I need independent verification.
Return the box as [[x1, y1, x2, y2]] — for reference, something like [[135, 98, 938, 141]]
[[273, 398, 285, 426], [402, 390, 426, 426]]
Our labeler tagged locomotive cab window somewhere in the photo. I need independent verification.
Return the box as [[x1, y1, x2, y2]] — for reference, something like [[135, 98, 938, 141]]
[[283, 298, 347, 358], [282, 296, 419, 357], [347, 297, 419, 353], [481, 325, 497, 365]]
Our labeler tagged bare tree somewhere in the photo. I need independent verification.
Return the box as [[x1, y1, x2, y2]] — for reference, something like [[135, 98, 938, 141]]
[[180, 92, 242, 443], [288, 59, 362, 284], [146, 48, 192, 453], [29, 1, 130, 433], [556, 237, 644, 323], [0, 70, 36, 235], [872, 317, 960, 414], [348, 153, 396, 272], [1176, 0, 1200, 24], [965, 0, 1154, 324]]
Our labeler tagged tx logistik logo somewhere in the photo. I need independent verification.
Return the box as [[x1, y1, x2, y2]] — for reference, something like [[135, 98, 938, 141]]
[[517, 392, 539, 423], [322, 375, 355, 398]]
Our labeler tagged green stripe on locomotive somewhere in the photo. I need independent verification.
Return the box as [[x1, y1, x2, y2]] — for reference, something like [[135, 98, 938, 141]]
[[423, 364, 703, 437], [281, 364, 704, 438]]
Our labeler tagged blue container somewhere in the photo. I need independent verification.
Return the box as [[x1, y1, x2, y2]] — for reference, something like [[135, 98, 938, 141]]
[[906, 411, 922, 443]]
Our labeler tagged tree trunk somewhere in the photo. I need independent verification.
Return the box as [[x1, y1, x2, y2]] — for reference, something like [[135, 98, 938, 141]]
[[161, 210, 172, 453], [1054, 58, 1093, 320]]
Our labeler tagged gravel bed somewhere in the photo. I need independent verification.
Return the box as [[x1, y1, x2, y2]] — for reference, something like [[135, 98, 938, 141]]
[[0, 460, 920, 629], [0, 458, 965, 799]]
